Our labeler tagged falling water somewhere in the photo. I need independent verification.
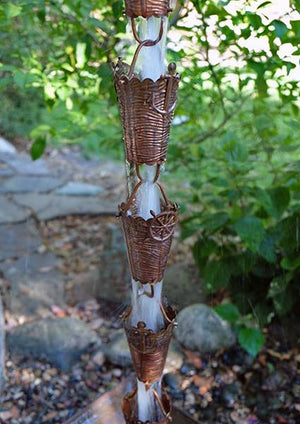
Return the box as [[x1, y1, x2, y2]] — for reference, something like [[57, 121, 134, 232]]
[[137, 16, 167, 81], [132, 165, 165, 421], [137, 165, 161, 219], [132, 165, 164, 333], [130, 14, 169, 423], [137, 379, 163, 423], [131, 279, 164, 332]]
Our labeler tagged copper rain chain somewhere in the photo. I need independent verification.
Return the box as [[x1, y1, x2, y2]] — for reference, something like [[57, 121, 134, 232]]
[[114, 1, 180, 423]]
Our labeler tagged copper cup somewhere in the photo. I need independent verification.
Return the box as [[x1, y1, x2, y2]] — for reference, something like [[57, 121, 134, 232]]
[[119, 199, 178, 285], [124, 0, 172, 18], [122, 386, 172, 424], [114, 61, 180, 166], [123, 306, 176, 385]]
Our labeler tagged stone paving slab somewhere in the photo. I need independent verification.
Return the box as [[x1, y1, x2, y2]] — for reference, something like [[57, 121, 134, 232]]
[[0, 162, 14, 177], [0, 221, 42, 261], [13, 193, 117, 220], [0, 253, 65, 318], [56, 181, 104, 196], [0, 152, 50, 176], [0, 175, 63, 193], [0, 137, 16, 154], [0, 197, 30, 224], [0, 297, 4, 396]]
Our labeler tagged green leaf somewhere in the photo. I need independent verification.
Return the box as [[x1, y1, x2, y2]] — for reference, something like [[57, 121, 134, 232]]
[[268, 275, 290, 298], [30, 137, 46, 160], [76, 42, 86, 69], [258, 234, 276, 263], [257, 1, 272, 9], [201, 212, 229, 232], [5, 3, 22, 18], [273, 20, 288, 39], [272, 289, 295, 316], [281, 255, 300, 270], [268, 187, 290, 218], [233, 217, 265, 252], [204, 260, 232, 291], [238, 327, 265, 357], [214, 303, 240, 323]]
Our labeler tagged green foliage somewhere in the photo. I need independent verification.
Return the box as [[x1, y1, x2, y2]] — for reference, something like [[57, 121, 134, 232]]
[[214, 303, 265, 356], [238, 327, 265, 357], [1, 0, 300, 353], [30, 136, 46, 160]]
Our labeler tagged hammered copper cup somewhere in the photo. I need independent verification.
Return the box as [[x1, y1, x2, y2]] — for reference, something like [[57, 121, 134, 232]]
[[114, 61, 180, 166], [124, 0, 172, 18], [119, 183, 178, 285], [123, 306, 176, 385], [122, 387, 171, 424]]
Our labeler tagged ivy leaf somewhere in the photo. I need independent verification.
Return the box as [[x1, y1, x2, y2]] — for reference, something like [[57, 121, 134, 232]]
[[233, 217, 265, 252], [214, 303, 240, 323], [30, 137, 46, 160], [238, 327, 265, 357]]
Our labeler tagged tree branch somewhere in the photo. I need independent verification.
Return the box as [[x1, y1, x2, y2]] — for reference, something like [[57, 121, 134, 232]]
[[193, 94, 251, 144]]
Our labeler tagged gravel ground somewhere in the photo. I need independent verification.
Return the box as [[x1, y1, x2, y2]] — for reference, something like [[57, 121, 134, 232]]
[[1, 145, 299, 424], [1, 214, 299, 424]]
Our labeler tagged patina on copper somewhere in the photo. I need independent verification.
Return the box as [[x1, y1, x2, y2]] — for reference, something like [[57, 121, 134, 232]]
[[124, 0, 172, 18], [114, 60, 180, 166], [118, 182, 178, 285], [122, 386, 171, 424], [123, 306, 176, 385]]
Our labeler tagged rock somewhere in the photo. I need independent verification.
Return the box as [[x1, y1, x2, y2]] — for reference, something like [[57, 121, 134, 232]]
[[104, 330, 184, 371], [221, 382, 242, 408], [8, 317, 100, 370], [67, 225, 130, 306], [0, 221, 41, 261], [164, 263, 205, 309], [0, 253, 65, 318], [0, 297, 4, 396], [92, 350, 105, 367], [163, 373, 181, 390], [0, 137, 16, 154], [13, 193, 116, 220], [97, 224, 130, 303], [174, 304, 236, 353], [164, 338, 184, 373], [104, 329, 132, 367], [0, 176, 62, 193], [56, 182, 104, 196], [180, 363, 196, 376], [0, 197, 30, 224], [0, 152, 50, 175]]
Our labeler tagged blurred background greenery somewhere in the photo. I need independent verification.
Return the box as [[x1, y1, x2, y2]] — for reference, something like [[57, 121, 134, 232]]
[[0, 0, 299, 355]]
